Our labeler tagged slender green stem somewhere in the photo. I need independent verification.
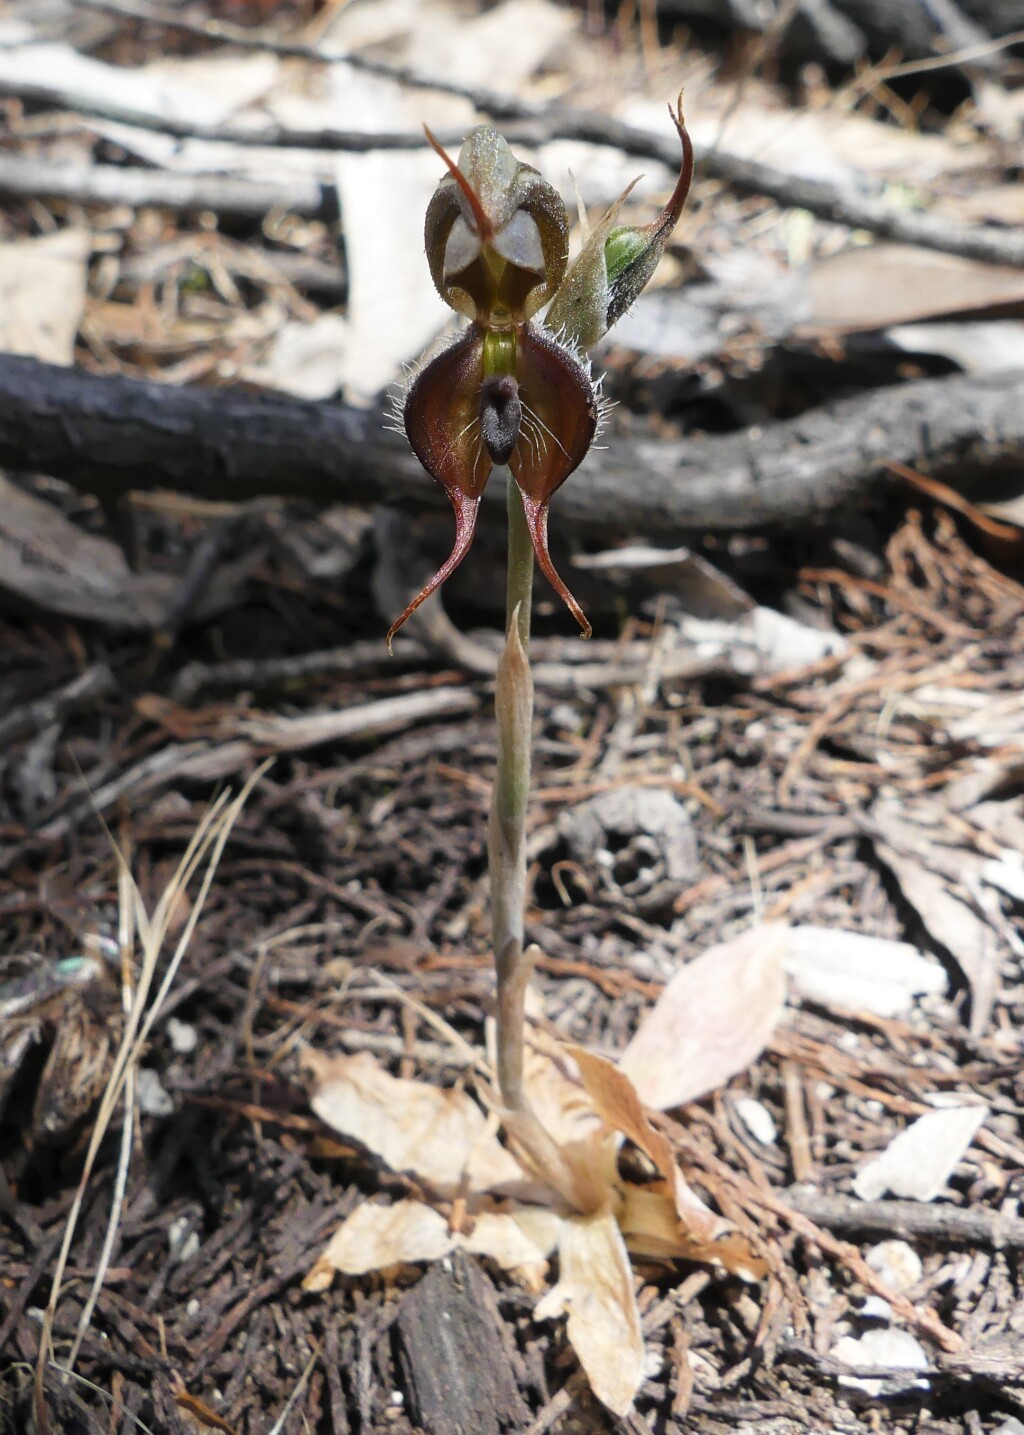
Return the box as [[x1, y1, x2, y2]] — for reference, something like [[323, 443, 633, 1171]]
[[489, 472, 534, 1110], [505, 471, 534, 653]]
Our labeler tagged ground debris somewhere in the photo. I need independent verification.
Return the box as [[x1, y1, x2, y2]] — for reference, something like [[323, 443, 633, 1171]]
[[395, 1253, 531, 1435], [3, 0, 1024, 1429]]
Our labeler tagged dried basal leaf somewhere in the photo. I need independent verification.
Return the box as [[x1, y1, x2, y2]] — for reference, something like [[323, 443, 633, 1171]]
[[304, 1199, 455, 1289], [618, 925, 787, 1112], [534, 1208, 644, 1417], [303, 1049, 522, 1197], [519, 1040, 617, 1213], [464, 1204, 562, 1290], [570, 1046, 766, 1278]]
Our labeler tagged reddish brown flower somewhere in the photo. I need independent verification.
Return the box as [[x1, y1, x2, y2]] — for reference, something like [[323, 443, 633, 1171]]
[[390, 98, 693, 648]]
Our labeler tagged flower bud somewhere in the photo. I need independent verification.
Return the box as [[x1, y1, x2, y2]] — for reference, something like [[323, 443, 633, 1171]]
[[546, 93, 693, 351]]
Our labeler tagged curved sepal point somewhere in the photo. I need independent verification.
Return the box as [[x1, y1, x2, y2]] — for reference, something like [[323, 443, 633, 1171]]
[[386, 494, 482, 652], [519, 493, 592, 639]]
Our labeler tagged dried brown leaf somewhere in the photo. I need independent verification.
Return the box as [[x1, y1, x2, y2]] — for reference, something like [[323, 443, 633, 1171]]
[[464, 1204, 562, 1289], [570, 1045, 766, 1277], [304, 1049, 522, 1197], [534, 1208, 644, 1417], [304, 1199, 455, 1289], [617, 925, 787, 1111], [516, 1041, 617, 1212]]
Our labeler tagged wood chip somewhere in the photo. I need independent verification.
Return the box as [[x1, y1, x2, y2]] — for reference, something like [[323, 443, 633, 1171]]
[[853, 1106, 988, 1203]]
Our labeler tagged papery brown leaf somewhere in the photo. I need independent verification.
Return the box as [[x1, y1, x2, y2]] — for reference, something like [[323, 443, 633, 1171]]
[[571, 1045, 767, 1279], [618, 1183, 767, 1278], [304, 1049, 522, 1197], [304, 1199, 454, 1288], [534, 1208, 644, 1417], [618, 924, 788, 1111], [464, 1204, 562, 1290], [571, 1045, 721, 1239], [617, 1182, 702, 1261], [571, 1045, 679, 1191], [307, 1195, 563, 1292], [519, 1040, 616, 1213]]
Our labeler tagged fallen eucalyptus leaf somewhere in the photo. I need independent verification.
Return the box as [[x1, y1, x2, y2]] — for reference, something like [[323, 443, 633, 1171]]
[[853, 1105, 988, 1202], [618, 925, 787, 1111], [874, 845, 997, 1036], [783, 925, 945, 1018]]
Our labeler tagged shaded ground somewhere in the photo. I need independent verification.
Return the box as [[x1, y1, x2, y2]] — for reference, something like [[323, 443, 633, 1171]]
[[3, 495, 1024, 1434]]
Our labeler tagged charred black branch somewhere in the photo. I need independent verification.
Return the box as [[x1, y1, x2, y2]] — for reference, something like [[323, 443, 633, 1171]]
[[1, 354, 1022, 536]]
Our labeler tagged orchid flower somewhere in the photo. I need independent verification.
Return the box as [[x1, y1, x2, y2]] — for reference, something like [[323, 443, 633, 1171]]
[[387, 95, 694, 649]]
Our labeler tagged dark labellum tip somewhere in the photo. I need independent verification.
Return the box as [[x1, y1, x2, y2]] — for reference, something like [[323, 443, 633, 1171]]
[[480, 373, 522, 466]]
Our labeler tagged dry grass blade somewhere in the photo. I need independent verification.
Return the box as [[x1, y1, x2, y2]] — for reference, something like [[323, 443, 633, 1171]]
[[34, 764, 269, 1427], [265, 1338, 321, 1435], [64, 854, 137, 1374]]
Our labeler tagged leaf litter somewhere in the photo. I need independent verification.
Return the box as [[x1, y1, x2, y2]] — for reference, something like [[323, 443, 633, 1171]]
[[4, 0, 1024, 1430], [303, 929, 779, 1415]]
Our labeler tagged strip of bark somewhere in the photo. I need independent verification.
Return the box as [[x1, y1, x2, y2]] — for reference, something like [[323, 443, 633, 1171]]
[[785, 1187, 1024, 1250], [0, 153, 329, 219], [2, 354, 1022, 536]]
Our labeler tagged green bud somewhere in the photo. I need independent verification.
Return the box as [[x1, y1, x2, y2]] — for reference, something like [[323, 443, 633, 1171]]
[[546, 93, 693, 351], [603, 227, 647, 284]]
